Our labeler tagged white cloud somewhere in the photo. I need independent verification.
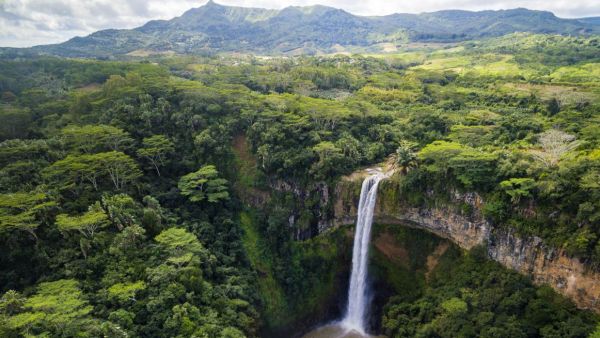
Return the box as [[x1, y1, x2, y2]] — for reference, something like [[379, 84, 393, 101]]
[[0, 0, 598, 47]]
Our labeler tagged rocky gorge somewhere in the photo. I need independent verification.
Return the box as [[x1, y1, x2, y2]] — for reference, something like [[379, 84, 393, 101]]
[[325, 170, 600, 313]]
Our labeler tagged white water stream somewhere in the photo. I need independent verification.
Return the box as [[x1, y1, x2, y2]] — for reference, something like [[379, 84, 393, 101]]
[[341, 171, 385, 335]]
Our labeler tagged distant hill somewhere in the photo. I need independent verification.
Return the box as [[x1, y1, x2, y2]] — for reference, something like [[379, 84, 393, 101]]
[[5, 1, 600, 58], [578, 17, 600, 25]]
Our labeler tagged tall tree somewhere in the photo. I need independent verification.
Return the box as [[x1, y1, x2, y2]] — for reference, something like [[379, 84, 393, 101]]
[[311, 141, 344, 178], [0, 191, 55, 240], [394, 140, 418, 174], [61, 125, 133, 153], [101, 194, 138, 231], [97, 152, 142, 190], [137, 135, 175, 176], [178, 165, 229, 203], [3, 279, 94, 336], [155, 227, 207, 267], [44, 151, 141, 191], [530, 129, 581, 167], [55, 203, 109, 239]]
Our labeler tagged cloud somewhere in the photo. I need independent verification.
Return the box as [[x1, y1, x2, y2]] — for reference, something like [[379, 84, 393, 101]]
[[1, 0, 598, 47], [0, 0, 199, 47]]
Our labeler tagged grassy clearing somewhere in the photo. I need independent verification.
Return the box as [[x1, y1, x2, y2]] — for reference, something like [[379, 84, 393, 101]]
[[412, 55, 472, 71]]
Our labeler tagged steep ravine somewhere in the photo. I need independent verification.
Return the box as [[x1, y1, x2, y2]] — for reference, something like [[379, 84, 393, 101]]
[[326, 173, 600, 313]]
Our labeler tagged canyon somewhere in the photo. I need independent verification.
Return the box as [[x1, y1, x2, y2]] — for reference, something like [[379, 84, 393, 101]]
[[326, 170, 600, 313]]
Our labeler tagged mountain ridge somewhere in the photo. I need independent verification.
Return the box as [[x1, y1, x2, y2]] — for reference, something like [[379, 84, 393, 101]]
[[4, 1, 600, 57]]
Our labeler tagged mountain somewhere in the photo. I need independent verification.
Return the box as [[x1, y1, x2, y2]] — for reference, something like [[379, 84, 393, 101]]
[[9, 1, 600, 57], [578, 17, 600, 25]]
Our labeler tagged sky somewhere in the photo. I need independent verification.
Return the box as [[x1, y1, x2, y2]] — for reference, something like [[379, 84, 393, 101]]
[[1, 0, 599, 48]]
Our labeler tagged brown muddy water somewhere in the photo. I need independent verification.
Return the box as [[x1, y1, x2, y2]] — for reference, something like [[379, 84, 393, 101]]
[[301, 324, 385, 338]]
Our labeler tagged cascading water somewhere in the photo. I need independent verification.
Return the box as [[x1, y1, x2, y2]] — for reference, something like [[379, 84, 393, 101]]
[[341, 171, 385, 335], [302, 170, 387, 338]]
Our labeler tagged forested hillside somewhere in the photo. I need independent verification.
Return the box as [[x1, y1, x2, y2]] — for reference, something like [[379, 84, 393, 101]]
[[1, 33, 599, 337]]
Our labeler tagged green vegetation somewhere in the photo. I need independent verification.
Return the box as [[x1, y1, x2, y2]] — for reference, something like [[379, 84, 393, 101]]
[[1, 31, 599, 337], [382, 246, 598, 338], [3, 279, 96, 337], [178, 165, 230, 203], [239, 203, 351, 334], [370, 225, 598, 338]]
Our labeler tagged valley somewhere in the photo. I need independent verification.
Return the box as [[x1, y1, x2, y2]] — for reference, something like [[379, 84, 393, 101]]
[[1, 2, 600, 337]]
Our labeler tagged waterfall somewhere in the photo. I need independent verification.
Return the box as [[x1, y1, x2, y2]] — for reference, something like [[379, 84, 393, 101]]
[[342, 171, 385, 334]]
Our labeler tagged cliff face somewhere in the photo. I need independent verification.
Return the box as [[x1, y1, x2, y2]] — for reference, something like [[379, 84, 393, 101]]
[[329, 176, 600, 313], [488, 229, 600, 313]]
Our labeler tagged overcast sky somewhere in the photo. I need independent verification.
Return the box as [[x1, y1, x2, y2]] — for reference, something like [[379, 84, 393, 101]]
[[1, 0, 599, 47]]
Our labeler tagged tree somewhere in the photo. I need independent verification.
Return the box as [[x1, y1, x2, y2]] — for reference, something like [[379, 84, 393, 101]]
[[55, 202, 110, 257], [1, 91, 17, 103], [155, 227, 207, 267], [441, 297, 468, 315], [155, 227, 204, 253], [590, 323, 600, 338], [0, 290, 25, 315], [137, 135, 175, 176], [335, 132, 362, 159], [107, 281, 146, 304], [449, 150, 498, 189], [0, 107, 31, 140], [140, 195, 164, 235], [97, 151, 142, 190], [407, 112, 450, 144], [43, 153, 102, 191], [178, 165, 229, 203], [163, 302, 220, 337], [55, 203, 109, 239], [530, 129, 580, 167], [194, 125, 230, 160], [448, 124, 494, 146], [418, 141, 466, 174], [311, 141, 344, 178], [0, 138, 53, 168], [60, 124, 133, 153], [394, 140, 418, 174], [565, 229, 596, 256], [44, 151, 141, 191], [4, 279, 93, 336], [221, 326, 246, 338], [0, 160, 44, 192], [546, 98, 561, 116], [256, 144, 272, 169], [500, 178, 537, 203], [101, 194, 138, 231], [0, 191, 55, 239], [110, 224, 146, 255]]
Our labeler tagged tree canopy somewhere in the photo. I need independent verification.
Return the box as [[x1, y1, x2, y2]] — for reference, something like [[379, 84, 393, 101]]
[[178, 165, 230, 203]]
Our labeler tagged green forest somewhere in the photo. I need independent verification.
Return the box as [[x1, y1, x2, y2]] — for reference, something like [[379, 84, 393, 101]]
[[1, 32, 600, 337]]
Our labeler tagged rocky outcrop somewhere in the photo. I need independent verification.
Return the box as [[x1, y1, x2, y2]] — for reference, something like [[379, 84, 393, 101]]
[[329, 174, 600, 313], [266, 179, 334, 240], [489, 229, 600, 312]]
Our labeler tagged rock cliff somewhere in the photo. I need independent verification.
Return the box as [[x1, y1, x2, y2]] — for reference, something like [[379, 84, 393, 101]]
[[328, 173, 600, 312]]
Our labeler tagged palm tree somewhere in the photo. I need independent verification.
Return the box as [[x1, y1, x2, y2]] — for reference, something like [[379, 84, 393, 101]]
[[394, 140, 418, 174]]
